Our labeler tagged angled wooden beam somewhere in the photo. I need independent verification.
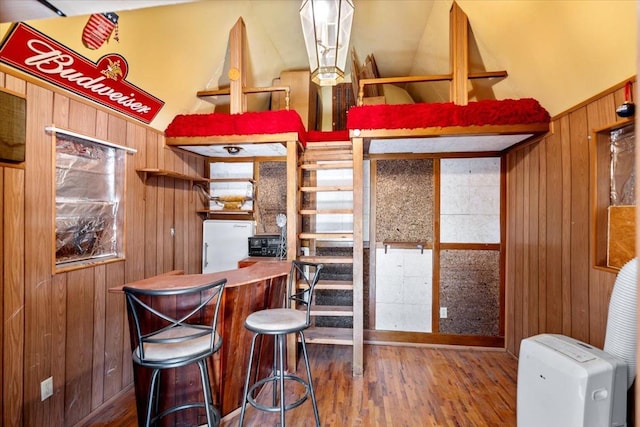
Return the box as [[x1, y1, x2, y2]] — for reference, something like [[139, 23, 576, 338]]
[[228, 17, 247, 114], [450, 1, 469, 105]]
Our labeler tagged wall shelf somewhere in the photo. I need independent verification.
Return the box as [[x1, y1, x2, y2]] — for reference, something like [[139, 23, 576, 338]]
[[137, 168, 209, 184], [197, 209, 254, 221]]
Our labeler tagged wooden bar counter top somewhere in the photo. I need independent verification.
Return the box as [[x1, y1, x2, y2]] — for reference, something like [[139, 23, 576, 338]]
[[111, 261, 291, 425]]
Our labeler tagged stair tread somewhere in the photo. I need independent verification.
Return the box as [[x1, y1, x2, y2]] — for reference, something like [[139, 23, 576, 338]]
[[301, 153, 353, 162], [309, 304, 354, 316], [299, 255, 353, 264], [299, 232, 353, 240], [304, 141, 352, 149], [300, 208, 353, 215], [298, 279, 353, 290], [300, 161, 354, 170], [302, 326, 353, 345], [300, 185, 353, 192]]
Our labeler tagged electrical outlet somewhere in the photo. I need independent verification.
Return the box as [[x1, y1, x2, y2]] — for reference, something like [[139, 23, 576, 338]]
[[440, 307, 448, 319], [41, 377, 53, 401]]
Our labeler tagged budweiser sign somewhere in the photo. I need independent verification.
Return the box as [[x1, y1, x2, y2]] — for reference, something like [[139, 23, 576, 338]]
[[0, 23, 164, 124]]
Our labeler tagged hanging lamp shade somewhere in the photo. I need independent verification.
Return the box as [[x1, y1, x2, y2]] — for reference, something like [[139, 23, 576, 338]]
[[300, 0, 354, 86]]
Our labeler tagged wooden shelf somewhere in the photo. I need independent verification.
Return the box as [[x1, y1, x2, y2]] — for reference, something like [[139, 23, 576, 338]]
[[137, 168, 209, 184], [209, 178, 255, 183], [197, 209, 254, 215]]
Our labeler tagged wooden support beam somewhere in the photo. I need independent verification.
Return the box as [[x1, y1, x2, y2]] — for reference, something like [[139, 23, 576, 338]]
[[450, 1, 469, 105], [228, 18, 247, 114]]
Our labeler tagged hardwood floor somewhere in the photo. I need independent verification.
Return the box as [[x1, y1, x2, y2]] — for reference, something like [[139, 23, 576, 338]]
[[79, 344, 518, 427]]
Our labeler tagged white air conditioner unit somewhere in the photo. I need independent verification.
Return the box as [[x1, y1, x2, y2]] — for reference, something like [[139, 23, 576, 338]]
[[517, 334, 627, 427]]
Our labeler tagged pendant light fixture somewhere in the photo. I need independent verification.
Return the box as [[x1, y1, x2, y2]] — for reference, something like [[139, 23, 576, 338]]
[[300, 0, 354, 86]]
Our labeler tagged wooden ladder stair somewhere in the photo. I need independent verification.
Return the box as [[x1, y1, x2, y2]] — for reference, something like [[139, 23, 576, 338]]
[[297, 140, 356, 346]]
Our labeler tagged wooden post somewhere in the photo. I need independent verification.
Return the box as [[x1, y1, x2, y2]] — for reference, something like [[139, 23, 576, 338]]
[[352, 136, 364, 377], [286, 138, 299, 372], [450, 1, 469, 105], [228, 18, 247, 114]]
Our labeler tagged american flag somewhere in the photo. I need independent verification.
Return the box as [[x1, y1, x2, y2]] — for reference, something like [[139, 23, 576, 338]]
[[82, 12, 119, 50]]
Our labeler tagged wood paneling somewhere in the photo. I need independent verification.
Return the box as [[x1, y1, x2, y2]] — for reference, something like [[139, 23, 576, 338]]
[[1, 72, 206, 425], [3, 166, 25, 427], [24, 82, 54, 427], [504, 83, 627, 355]]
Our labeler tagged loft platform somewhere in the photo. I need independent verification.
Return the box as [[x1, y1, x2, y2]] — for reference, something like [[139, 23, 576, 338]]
[[347, 99, 550, 155], [164, 109, 307, 158]]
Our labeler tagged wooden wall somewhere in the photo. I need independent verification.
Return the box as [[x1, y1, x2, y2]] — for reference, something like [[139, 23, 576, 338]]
[[0, 70, 206, 426], [504, 80, 633, 356]]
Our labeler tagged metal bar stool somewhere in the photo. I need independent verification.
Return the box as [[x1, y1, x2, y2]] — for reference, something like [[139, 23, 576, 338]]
[[239, 260, 323, 426], [123, 278, 226, 427]]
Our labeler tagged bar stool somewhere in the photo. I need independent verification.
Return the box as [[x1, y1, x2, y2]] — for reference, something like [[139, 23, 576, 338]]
[[239, 260, 323, 426], [123, 278, 226, 427]]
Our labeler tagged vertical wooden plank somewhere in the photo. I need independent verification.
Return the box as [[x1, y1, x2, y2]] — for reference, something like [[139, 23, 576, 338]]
[[499, 156, 507, 337], [546, 118, 563, 334], [286, 140, 298, 262], [368, 160, 378, 331], [449, 1, 469, 105], [504, 153, 516, 353], [145, 129, 159, 277], [156, 140, 166, 275], [104, 262, 125, 399], [228, 18, 247, 114], [64, 268, 94, 425], [123, 124, 147, 388], [0, 71, 5, 425], [537, 138, 548, 332], [0, 168, 4, 425], [122, 123, 146, 389], [173, 151, 188, 273], [513, 150, 524, 349], [91, 264, 106, 410], [568, 109, 590, 342], [188, 153, 205, 274], [433, 159, 441, 334], [50, 273, 66, 424], [163, 147, 176, 272], [527, 143, 540, 336], [352, 136, 364, 376], [126, 123, 147, 284], [23, 82, 53, 427], [3, 167, 25, 427], [50, 92, 70, 427], [521, 146, 530, 338], [559, 115, 573, 335], [68, 98, 97, 134]]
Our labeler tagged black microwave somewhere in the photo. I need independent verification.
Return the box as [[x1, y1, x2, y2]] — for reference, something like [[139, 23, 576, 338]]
[[248, 234, 281, 257]]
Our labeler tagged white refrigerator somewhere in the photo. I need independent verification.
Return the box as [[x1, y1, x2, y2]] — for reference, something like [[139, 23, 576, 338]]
[[202, 220, 254, 273]]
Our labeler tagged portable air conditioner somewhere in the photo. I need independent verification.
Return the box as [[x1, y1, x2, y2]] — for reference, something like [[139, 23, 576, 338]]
[[517, 334, 627, 427]]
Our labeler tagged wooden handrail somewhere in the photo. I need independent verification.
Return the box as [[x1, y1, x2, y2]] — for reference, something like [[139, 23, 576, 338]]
[[357, 70, 507, 106], [197, 85, 291, 110]]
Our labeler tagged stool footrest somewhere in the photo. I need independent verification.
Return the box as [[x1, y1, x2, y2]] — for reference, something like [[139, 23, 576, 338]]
[[246, 374, 310, 413], [151, 402, 220, 426]]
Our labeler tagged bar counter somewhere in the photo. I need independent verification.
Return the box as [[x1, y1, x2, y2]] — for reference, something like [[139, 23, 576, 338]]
[[111, 261, 291, 425]]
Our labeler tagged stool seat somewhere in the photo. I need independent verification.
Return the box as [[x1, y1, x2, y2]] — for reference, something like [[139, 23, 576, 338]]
[[133, 328, 222, 365], [245, 308, 307, 333], [239, 261, 323, 427]]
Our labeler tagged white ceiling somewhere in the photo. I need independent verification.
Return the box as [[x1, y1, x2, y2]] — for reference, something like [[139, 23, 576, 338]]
[[0, 0, 637, 134]]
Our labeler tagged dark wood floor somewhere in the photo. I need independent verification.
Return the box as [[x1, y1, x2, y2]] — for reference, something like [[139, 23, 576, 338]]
[[80, 344, 518, 427]]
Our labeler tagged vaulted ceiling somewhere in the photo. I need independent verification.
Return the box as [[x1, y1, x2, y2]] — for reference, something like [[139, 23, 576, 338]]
[[0, 0, 636, 132]]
